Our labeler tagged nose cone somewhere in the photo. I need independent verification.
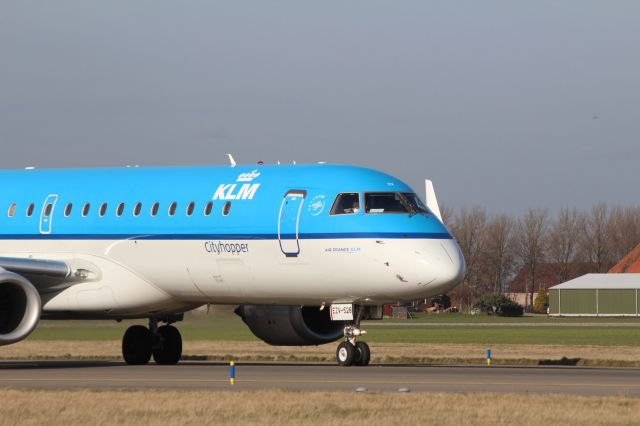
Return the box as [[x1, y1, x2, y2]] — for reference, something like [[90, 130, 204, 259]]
[[413, 239, 465, 295], [438, 239, 466, 291]]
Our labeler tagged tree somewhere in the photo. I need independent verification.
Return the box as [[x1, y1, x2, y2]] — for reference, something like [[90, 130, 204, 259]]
[[516, 208, 549, 311], [607, 206, 640, 262], [548, 207, 580, 282], [533, 289, 549, 314], [484, 214, 517, 293], [472, 293, 523, 317], [448, 206, 488, 309], [440, 204, 455, 227], [445, 203, 639, 312], [579, 203, 611, 272], [430, 294, 452, 309]]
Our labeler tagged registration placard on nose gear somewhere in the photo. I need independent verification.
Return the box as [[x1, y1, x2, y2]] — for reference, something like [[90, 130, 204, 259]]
[[330, 304, 354, 321]]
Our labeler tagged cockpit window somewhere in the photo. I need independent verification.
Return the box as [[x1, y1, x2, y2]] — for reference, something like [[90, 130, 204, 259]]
[[402, 193, 430, 214], [364, 192, 430, 215], [330, 193, 360, 215]]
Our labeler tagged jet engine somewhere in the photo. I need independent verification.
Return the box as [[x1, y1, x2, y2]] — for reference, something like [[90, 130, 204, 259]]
[[0, 268, 41, 346], [235, 305, 345, 345]]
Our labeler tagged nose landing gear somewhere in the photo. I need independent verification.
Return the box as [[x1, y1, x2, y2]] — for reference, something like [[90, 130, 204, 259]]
[[336, 340, 371, 366], [336, 315, 371, 367]]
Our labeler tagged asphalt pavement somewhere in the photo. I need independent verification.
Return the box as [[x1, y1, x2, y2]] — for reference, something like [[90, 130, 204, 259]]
[[2, 361, 640, 395]]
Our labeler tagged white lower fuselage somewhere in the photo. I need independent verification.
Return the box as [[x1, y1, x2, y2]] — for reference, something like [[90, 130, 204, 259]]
[[3, 237, 464, 319]]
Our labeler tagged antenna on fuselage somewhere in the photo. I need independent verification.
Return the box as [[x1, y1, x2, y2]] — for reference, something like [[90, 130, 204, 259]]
[[227, 154, 237, 167]]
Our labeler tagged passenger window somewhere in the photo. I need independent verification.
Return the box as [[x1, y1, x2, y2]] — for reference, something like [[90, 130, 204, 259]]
[[44, 203, 53, 216], [168, 202, 177, 216], [222, 202, 231, 216], [330, 193, 360, 215], [116, 203, 125, 217], [26, 203, 35, 217], [8, 203, 16, 217], [133, 202, 142, 217], [99, 203, 108, 217], [64, 203, 73, 217], [204, 201, 213, 216], [186, 202, 195, 216], [82, 203, 91, 217], [150, 202, 159, 217]]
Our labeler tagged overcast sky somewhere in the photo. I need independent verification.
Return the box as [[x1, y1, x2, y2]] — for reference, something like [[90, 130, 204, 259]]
[[1, 1, 639, 214]]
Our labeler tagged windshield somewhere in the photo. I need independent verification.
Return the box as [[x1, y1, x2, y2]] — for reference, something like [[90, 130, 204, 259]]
[[330, 193, 360, 215], [402, 193, 430, 214], [364, 192, 430, 215]]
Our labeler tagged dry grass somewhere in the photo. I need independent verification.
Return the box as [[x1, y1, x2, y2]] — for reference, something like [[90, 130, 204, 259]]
[[0, 388, 638, 426], [3, 340, 640, 366]]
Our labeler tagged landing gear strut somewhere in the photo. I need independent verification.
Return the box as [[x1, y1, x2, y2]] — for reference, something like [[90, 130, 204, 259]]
[[336, 307, 371, 367], [122, 316, 183, 365]]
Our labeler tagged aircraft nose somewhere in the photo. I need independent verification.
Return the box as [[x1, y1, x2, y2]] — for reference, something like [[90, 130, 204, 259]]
[[415, 239, 465, 294], [439, 239, 466, 290]]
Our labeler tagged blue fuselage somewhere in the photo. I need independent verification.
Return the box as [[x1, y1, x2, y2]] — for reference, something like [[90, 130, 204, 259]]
[[0, 164, 464, 312]]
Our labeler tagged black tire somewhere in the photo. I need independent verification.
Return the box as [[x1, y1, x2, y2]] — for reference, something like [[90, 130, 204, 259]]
[[336, 341, 356, 367], [152, 325, 183, 365], [122, 325, 152, 365], [355, 342, 371, 366]]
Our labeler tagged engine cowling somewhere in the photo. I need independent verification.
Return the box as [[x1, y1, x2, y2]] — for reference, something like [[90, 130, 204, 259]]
[[235, 305, 345, 346], [0, 268, 42, 346]]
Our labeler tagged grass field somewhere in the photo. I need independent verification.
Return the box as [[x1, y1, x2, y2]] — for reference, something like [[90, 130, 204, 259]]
[[5, 340, 640, 366], [31, 315, 257, 341], [364, 327, 640, 345], [382, 312, 640, 323], [29, 326, 640, 346], [27, 312, 640, 346], [5, 311, 639, 365], [1, 389, 638, 425]]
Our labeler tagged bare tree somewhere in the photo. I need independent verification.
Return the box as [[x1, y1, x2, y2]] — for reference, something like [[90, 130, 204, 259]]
[[579, 203, 611, 272], [548, 207, 580, 282], [483, 214, 517, 293], [447, 206, 488, 309], [516, 208, 549, 311], [607, 206, 640, 262], [439, 204, 455, 227], [444, 202, 639, 312]]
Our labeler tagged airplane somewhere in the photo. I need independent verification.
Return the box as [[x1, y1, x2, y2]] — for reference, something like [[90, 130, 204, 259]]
[[0, 162, 465, 366]]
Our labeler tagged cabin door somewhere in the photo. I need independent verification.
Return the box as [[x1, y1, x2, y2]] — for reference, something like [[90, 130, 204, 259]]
[[278, 190, 306, 257], [39, 194, 58, 235]]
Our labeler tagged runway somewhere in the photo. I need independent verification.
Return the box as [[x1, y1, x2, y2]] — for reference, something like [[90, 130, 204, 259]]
[[2, 361, 640, 395]]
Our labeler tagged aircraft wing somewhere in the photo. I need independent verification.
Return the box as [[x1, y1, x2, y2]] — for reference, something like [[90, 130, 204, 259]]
[[0, 256, 94, 292]]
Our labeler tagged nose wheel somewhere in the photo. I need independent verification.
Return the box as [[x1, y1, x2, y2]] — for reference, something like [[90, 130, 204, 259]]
[[336, 341, 371, 366], [355, 341, 371, 365], [336, 323, 371, 367]]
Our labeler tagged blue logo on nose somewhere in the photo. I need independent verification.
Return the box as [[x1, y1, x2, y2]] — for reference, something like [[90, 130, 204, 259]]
[[308, 195, 326, 216]]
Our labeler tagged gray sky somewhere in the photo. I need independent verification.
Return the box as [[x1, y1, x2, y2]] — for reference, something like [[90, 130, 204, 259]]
[[1, 1, 639, 214]]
